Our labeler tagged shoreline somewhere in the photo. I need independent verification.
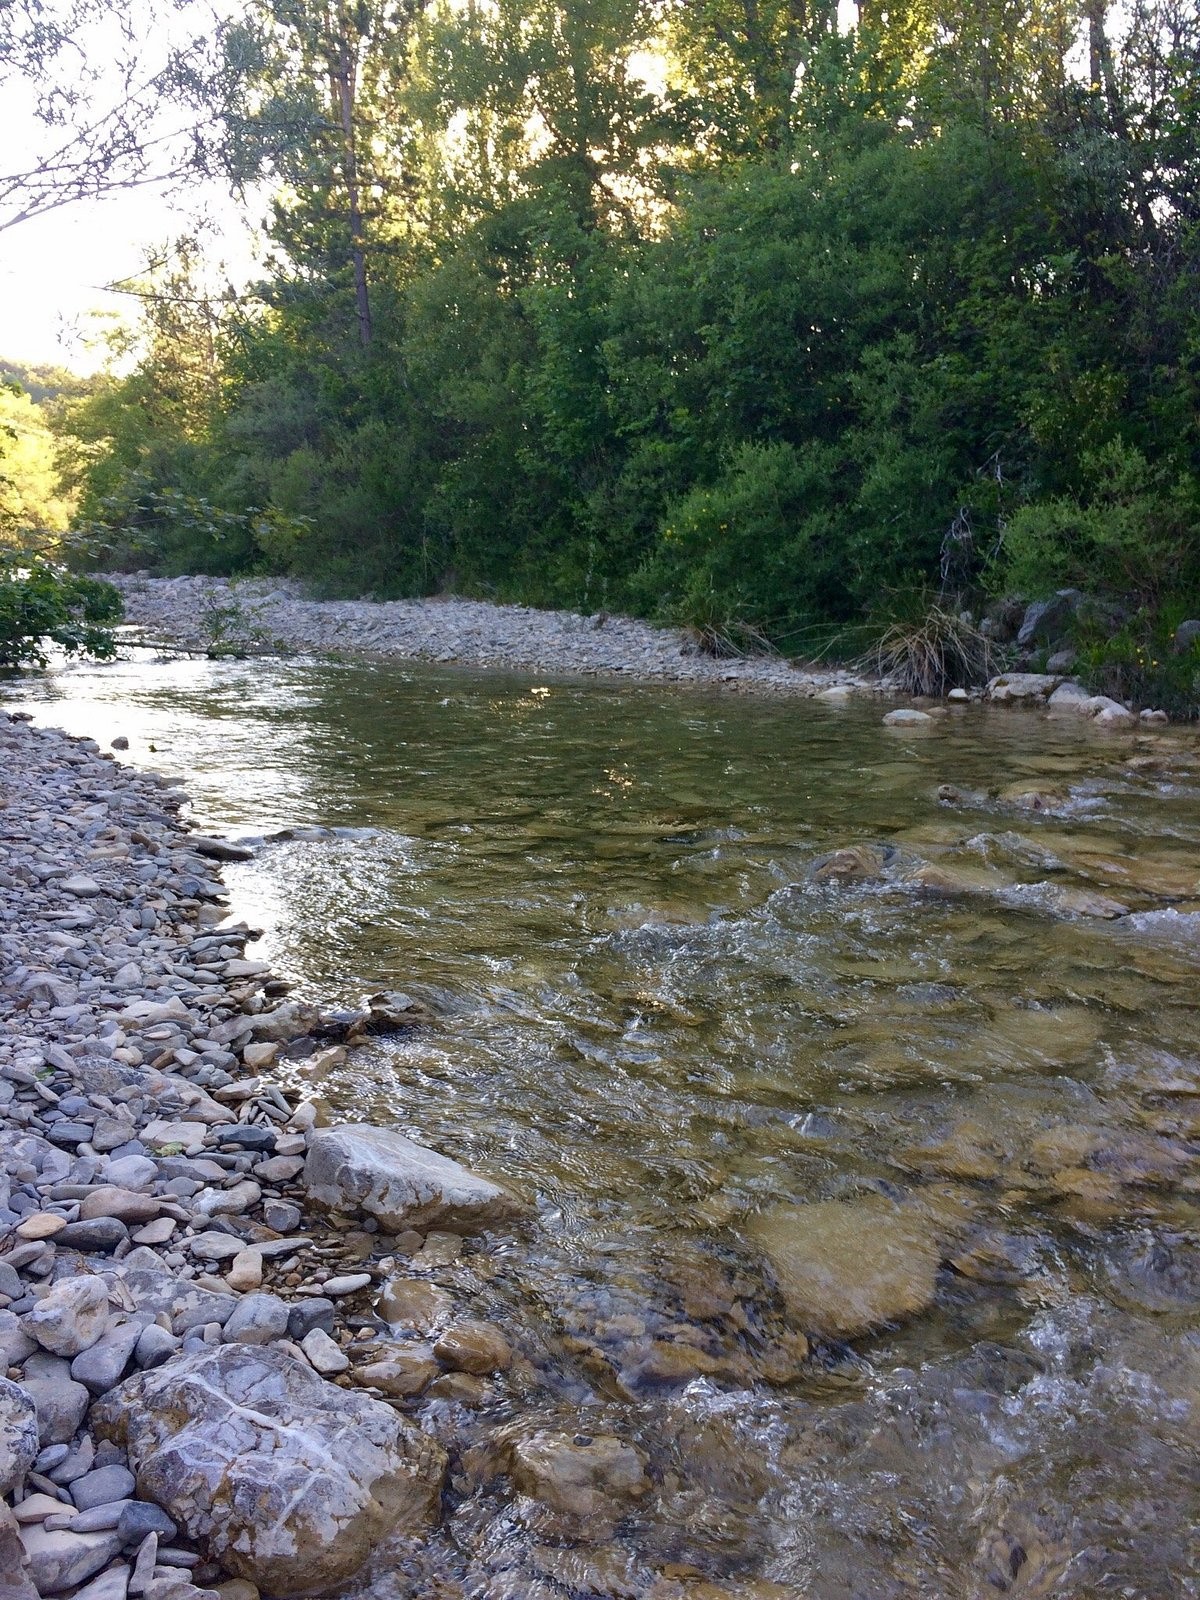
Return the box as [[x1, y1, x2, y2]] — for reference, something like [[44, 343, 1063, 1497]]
[[107, 575, 881, 699], [0, 714, 529, 1600]]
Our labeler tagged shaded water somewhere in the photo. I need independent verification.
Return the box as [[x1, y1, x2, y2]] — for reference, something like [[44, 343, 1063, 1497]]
[[10, 654, 1200, 1599]]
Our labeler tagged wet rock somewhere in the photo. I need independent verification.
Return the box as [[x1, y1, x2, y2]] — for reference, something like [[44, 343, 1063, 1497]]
[[92, 1343, 447, 1597], [377, 1279, 453, 1333], [985, 672, 1062, 704], [433, 1321, 512, 1375], [807, 844, 896, 883], [352, 1344, 439, 1398], [0, 1377, 39, 1495], [304, 1124, 527, 1233], [506, 1431, 649, 1520], [882, 708, 933, 727], [189, 836, 255, 863], [746, 1194, 945, 1341]]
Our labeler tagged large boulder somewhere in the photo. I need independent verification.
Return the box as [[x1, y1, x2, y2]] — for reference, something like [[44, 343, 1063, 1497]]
[[1016, 589, 1081, 648], [304, 1124, 527, 1233], [92, 1343, 446, 1597], [746, 1194, 945, 1341]]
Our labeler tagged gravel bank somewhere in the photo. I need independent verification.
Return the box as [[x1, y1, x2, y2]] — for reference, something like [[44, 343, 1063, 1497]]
[[110, 575, 877, 697], [0, 714, 534, 1600]]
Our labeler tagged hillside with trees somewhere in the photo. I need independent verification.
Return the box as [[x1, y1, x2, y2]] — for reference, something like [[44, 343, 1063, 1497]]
[[21, 0, 1200, 705]]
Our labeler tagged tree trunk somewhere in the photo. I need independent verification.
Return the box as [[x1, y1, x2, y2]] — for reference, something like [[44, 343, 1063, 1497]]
[[329, 13, 372, 347]]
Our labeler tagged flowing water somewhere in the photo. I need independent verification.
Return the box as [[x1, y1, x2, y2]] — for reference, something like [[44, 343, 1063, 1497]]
[[9, 651, 1200, 1600]]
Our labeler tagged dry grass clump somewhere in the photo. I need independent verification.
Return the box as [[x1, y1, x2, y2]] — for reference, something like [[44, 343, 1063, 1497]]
[[862, 605, 997, 696]]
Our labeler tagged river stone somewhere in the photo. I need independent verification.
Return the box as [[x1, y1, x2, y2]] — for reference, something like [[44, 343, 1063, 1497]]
[[351, 1345, 439, 1398], [0, 1376, 39, 1495], [25, 1277, 111, 1357], [506, 1431, 649, 1519], [92, 1343, 447, 1596], [304, 1125, 526, 1233], [0, 1503, 38, 1600], [17, 1525, 123, 1595], [746, 1194, 944, 1340], [882, 708, 932, 727], [433, 1321, 512, 1375], [985, 672, 1062, 704]]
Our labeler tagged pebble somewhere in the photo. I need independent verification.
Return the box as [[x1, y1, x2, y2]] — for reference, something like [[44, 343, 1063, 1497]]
[[320, 1273, 372, 1297]]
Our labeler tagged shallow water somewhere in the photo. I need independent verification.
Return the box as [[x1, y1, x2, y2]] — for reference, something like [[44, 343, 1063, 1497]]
[[9, 652, 1200, 1599]]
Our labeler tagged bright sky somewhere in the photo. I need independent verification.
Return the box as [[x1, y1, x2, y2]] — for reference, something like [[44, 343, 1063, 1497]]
[[0, 0, 260, 373]]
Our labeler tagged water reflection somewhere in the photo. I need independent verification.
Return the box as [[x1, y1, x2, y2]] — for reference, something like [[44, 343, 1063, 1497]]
[[7, 653, 1200, 1597]]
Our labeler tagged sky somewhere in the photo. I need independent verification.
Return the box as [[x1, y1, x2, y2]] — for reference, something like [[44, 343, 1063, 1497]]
[[0, 0, 259, 374]]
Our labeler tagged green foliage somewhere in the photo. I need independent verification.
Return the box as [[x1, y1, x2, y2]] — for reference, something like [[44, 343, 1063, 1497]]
[[0, 552, 122, 668], [42, 0, 1200, 716], [1072, 609, 1200, 720]]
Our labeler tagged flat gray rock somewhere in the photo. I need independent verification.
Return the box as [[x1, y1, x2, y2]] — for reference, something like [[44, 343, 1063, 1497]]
[[304, 1124, 527, 1233], [0, 1376, 39, 1496]]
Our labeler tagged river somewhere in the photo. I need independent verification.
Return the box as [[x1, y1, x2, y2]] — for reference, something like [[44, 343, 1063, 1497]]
[[9, 650, 1200, 1599]]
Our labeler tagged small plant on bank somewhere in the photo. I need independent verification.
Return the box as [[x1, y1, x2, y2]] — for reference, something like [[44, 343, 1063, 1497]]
[[861, 602, 999, 696], [1072, 608, 1200, 720], [0, 548, 122, 669]]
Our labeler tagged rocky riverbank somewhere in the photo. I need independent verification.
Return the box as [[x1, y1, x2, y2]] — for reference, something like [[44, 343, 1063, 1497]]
[[0, 714, 538, 1600], [107, 576, 876, 698]]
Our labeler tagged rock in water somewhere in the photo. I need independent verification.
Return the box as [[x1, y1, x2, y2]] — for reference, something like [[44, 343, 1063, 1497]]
[[91, 1344, 446, 1596], [304, 1124, 527, 1233], [746, 1194, 944, 1341]]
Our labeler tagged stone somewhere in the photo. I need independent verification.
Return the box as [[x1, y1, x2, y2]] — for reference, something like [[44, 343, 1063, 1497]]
[[71, 1464, 137, 1511], [433, 1321, 512, 1375], [746, 1194, 944, 1341], [71, 1323, 144, 1394], [135, 1326, 182, 1369], [67, 1571, 131, 1600], [25, 1277, 111, 1358], [285, 1301, 334, 1342], [985, 672, 1062, 704], [1016, 589, 1080, 648], [16, 1213, 68, 1240], [299, 1329, 348, 1374], [304, 1124, 527, 1233], [241, 1043, 278, 1070], [119, 1502, 178, 1544], [56, 1218, 130, 1252], [23, 1371, 91, 1445], [882, 708, 932, 727], [0, 1376, 39, 1495], [506, 1431, 649, 1520], [189, 836, 255, 863], [352, 1345, 439, 1399], [319, 1274, 371, 1297], [92, 1343, 447, 1597], [80, 1188, 162, 1224], [263, 1200, 301, 1234], [220, 1294, 289, 1346], [62, 876, 103, 898], [132, 1219, 178, 1247], [225, 1252, 263, 1293], [17, 1525, 123, 1595], [377, 1279, 453, 1333], [1172, 618, 1200, 653]]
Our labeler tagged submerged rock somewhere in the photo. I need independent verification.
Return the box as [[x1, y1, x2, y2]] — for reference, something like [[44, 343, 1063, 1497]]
[[746, 1194, 945, 1341], [304, 1124, 527, 1233], [506, 1430, 649, 1520], [92, 1344, 447, 1597]]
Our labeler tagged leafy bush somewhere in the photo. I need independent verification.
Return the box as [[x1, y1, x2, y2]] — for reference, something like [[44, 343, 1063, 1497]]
[[0, 552, 122, 668], [1072, 608, 1200, 719]]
